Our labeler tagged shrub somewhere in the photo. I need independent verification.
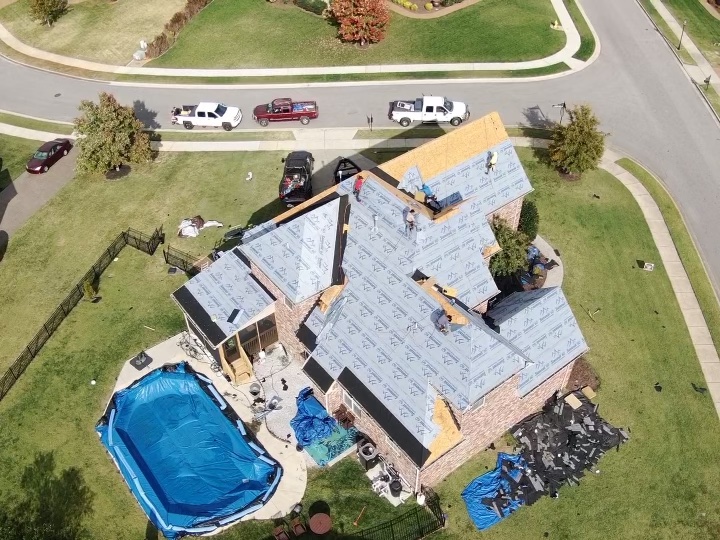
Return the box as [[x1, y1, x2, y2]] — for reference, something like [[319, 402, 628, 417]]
[[425, 2, 433, 9], [489, 217, 529, 277], [331, 0, 390, 45], [146, 32, 170, 58], [296, 0, 326, 15], [82, 280, 96, 301], [165, 11, 188, 36], [518, 199, 539, 241], [410, 3, 418, 9], [28, 0, 67, 27], [184, 0, 211, 18], [441, 0, 463, 5]]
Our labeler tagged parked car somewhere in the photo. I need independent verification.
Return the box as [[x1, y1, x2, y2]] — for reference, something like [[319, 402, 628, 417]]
[[25, 138, 73, 174], [170, 102, 242, 131], [388, 95, 469, 127], [253, 98, 319, 127], [279, 151, 314, 206]]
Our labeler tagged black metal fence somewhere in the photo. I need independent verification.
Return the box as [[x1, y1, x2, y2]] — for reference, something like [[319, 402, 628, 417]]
[[163, 245, 202, 276], [355, 488, 445, 540], [0, 226, 164, 402]]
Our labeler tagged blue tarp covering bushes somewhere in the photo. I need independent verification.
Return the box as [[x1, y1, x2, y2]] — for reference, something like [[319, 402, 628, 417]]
[[290, 387, 337, 447], [462, 453, 528, 531], [96, 363, 282, 539]]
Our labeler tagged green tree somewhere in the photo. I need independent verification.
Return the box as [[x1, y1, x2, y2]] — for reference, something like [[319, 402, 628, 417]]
[[0, 452, 94, 540], [28, 0, 67, 27], [489, 217, 529, 277], [74, 92, 152, 174], [549, 104, 607, 175], [518, 199, 539, 241]]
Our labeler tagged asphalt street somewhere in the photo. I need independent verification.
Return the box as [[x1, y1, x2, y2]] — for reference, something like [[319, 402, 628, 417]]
[[1, 0, 720, 291]]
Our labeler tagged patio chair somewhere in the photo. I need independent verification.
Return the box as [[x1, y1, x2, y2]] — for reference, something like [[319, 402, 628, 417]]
[[291, 517, 307, 537], [273, 526, 290, 540]]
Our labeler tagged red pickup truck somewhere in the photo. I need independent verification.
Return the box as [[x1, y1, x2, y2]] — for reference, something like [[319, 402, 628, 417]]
[[252, 98, 319, 127]]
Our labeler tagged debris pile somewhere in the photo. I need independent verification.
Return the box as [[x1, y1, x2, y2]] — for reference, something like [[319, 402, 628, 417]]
[[512, 389, 629, 497], [462, 389, 629, 530]]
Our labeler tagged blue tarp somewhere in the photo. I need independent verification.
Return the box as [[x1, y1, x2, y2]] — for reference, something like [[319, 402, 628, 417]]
[[462, 453, 527, 531], [97, 363, 282, 539], [290, 387, 337, 447]]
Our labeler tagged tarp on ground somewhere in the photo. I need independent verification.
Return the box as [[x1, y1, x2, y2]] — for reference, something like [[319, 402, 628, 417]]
[[96, 363, 282, 539], [462, 453, 527, 531], [290, 387, 337, 447]]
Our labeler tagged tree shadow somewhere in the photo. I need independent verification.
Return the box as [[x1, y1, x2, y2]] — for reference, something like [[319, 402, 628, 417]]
[[133, 100, 161, 130], [0, 230, 8, 263], [144, 519, 159, 540], [521, 105, 555, 130], [308, 500, 331, 517], [0, 451, 94, 539]]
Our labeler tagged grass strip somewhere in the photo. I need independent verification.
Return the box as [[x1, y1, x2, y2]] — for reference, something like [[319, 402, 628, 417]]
[[564, 0, 596, 61], [0, 112, 74, 135], [638, 0, 697, 65], [616, 157, 720, 354]]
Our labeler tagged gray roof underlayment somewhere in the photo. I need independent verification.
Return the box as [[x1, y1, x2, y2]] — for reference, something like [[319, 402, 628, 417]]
[[309, 269, 528, 450], [172, 249, 275, 347], [397, 139, 533, 217], [336, 175, 498, 308], [487, 287, 589, 396], [241, 198, 342, 303]]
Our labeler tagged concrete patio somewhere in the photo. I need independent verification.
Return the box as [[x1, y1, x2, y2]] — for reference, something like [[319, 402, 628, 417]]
[[111, 332, 308, 522]]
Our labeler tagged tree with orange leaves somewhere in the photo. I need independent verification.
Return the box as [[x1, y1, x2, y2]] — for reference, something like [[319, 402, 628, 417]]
[[331, 0, 390, 46]]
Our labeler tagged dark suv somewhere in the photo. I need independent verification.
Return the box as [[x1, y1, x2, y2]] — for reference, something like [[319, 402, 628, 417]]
[[279, 151, 314, 207]]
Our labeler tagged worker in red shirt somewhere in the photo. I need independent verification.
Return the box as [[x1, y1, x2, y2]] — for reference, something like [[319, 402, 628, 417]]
[[353, 175, 365, 202]]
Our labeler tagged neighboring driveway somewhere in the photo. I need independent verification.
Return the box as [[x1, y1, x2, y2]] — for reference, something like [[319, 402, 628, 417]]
[[0, 146, 76, 240]]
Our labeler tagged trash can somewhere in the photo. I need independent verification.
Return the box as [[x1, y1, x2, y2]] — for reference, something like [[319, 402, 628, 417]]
[[389, 479, 402, 497]]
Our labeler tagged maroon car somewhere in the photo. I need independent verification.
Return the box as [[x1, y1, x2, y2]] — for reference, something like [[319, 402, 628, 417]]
[[26, 138, 72, 174], [252, 98, 318, 127]]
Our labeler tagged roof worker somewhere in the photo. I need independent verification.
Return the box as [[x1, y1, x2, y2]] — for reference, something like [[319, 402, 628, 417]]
[[405, 208, 416, 234], [486, 151, 498, 174], [353, 175, 365, 202], [437, 311, 452, 334], [420, 183, 442, 214]]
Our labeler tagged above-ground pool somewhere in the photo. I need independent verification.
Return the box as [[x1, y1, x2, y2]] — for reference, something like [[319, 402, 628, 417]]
[[97, 362, 282, 539]]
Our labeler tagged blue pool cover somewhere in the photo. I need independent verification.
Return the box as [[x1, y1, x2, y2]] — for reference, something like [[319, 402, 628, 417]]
[[97, 363, 282, 539]]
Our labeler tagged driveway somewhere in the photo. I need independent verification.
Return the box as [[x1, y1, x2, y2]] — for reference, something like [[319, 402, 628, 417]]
[[0, 146, 77, 255]]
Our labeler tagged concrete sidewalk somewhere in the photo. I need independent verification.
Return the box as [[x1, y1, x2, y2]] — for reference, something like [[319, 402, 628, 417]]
[[646, 0, 720, 96], [0, 0, 584, 77]]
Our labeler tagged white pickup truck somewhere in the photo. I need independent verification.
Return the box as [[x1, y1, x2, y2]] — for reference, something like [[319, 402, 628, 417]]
[[388, 96, 469, 127], [171, 102, 243, 131]]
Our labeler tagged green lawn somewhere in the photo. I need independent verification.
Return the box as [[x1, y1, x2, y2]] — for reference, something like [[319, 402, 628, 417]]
[[0, 134, 40, 189], [1, 145, 719, 539], [0, 0, 186, 65], [150, 0, 565, 68], [661, 0, 720, 65], [0, 112, 74, 136], [617, 158, 720, 356], [564, 0, 595, 61]]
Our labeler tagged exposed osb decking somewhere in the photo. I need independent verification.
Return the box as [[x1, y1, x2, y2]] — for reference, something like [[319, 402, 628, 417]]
[[426, 397, 463, 465], [379, 112, 508, 182]]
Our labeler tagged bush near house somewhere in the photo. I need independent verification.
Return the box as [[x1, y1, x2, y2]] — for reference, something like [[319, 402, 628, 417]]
[[518, 199, 539, 241], [489, 217, 529, 277], [146, 0, 213, 59], [549, 104, 607, 175]]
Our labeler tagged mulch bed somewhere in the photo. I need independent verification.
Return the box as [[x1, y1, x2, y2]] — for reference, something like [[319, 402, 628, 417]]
[[567, 356, 601, 392]]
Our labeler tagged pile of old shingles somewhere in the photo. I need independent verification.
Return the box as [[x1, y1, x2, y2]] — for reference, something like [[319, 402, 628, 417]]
[[486, 389, 630, 516]]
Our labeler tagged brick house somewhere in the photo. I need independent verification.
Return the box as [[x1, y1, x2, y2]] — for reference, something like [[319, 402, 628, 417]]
[[171, 112, 588, 492]]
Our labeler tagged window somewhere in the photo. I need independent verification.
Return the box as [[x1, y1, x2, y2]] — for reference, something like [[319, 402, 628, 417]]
[[424, 106, 433, 113], [437, 107, 447, 114], [283, 295, 295, 309], [198, 111, 206, 118], [342, 389, 362, 417], [208, 112, 217, 119], [385, 435, 400, 453], [214, 103, 227, 117]]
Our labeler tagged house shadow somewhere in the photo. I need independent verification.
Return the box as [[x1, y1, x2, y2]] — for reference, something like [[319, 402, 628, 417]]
[[133, 100, 161, 130], [0, 158, 18, 263]]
